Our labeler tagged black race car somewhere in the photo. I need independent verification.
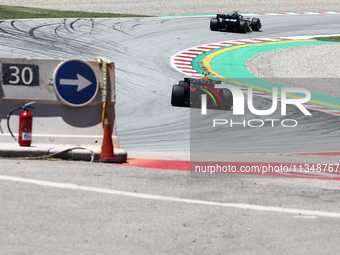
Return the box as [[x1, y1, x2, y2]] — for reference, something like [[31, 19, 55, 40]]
[[210, 11, 261, 33], [171, 77, 233, 110]]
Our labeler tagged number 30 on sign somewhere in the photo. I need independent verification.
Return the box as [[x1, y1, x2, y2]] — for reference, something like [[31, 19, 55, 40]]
[[2, 64, 40, 86]]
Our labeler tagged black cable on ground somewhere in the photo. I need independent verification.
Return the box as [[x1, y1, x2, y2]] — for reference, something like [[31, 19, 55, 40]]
[[23, 147, 95, 162]]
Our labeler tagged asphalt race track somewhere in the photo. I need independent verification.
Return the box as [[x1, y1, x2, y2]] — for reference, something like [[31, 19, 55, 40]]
[[1, 12, 340, 255], [0, 14, 339, 154]]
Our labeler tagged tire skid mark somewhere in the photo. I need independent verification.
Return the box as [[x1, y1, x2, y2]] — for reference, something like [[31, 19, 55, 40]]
[[69, 18, 95, 36]]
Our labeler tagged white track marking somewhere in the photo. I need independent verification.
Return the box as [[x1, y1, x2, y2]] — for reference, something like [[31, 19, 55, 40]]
[[1, 175, 340, 218]]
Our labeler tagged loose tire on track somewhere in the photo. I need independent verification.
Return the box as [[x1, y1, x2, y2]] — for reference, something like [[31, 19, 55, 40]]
[[251, 18, 261, 31], [171, 85, 186, 107], [210, 18, 220, 31]]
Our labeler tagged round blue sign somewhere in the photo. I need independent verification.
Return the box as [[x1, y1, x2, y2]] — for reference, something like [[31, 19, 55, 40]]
[[53, 60, 98, 107]]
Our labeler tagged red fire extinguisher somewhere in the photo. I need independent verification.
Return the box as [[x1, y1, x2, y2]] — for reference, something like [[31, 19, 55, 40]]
[[7, 101, 35, 147]]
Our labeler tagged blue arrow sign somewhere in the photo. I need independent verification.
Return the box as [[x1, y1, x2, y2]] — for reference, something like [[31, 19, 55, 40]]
[[54, 60, 98, 107]]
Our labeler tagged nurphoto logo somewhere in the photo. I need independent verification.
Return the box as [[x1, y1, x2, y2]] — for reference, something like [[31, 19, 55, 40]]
[[200, 84, 312, 128]]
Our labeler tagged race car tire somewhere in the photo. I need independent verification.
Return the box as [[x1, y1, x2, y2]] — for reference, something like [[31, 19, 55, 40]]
[[171, 84, 186, 107], [210, 18, 220, 31], [218, 88, 233, 110], [251, 18, 261, 31], [237, 20, 247, 33]]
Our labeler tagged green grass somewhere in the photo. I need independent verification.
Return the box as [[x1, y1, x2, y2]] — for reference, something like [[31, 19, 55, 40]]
[[0, 5, 150, 19], [315, 36, 340, 42]]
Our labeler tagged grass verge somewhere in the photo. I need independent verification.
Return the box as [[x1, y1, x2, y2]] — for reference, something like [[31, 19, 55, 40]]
[[314, 36, 340, 42], [0, 5, 150, 19]]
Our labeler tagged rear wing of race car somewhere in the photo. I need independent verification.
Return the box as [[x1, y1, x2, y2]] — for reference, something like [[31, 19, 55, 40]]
[[184, 77, 222, 86], [216, 14, 237, 20]]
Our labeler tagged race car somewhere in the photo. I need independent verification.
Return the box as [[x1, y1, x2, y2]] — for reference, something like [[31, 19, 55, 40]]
[[171, 76, 233, 110], [210, 11, 262, 33]]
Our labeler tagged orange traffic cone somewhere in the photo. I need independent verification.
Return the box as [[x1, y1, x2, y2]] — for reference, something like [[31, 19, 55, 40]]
[[99, 123, 115, 163]]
